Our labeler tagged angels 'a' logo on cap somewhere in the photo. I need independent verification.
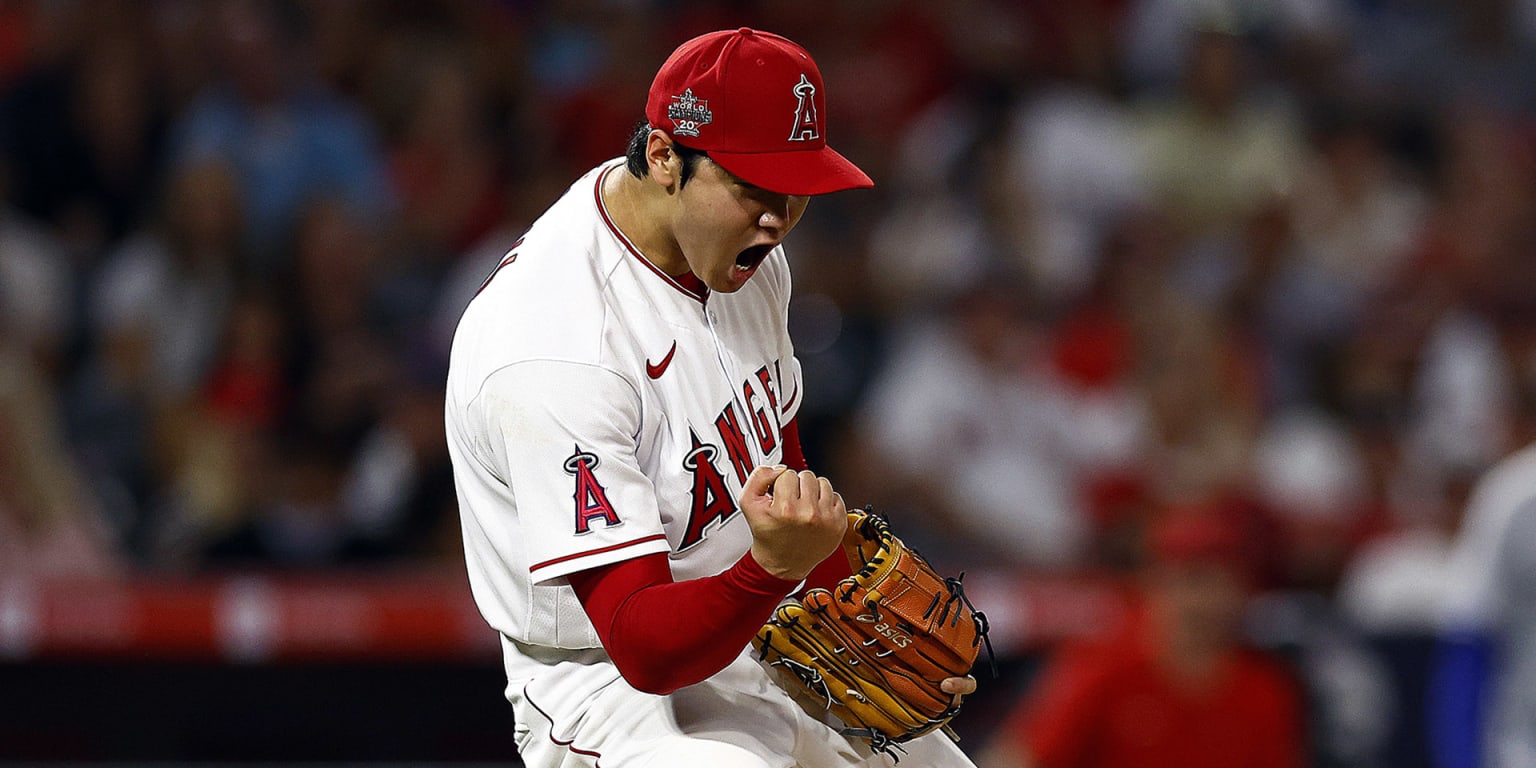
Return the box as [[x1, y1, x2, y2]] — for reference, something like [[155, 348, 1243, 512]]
[[788, 74, 819, 142], [667, 88, 713, 137]]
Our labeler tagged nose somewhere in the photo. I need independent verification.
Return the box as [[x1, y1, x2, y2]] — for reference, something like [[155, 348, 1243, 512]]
[[758, 203, 787, 231], [757, 195, 794, 233]]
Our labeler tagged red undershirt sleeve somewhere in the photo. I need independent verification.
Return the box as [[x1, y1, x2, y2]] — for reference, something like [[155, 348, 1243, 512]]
[[567, 550, 798, 695], [801, 545, 853, 594], [780, 416, 854, 593], [780, 416, 808, 472]]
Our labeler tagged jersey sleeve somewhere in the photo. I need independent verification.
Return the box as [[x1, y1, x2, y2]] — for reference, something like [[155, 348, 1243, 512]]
[[1440, 472, 1525, 633], [475, 358, 670, 584]]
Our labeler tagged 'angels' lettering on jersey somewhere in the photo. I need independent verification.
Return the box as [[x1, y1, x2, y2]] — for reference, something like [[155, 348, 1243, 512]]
[[745, 363, 782, 455], [712, 404, 754, 485], [674, 360, 791, 551]]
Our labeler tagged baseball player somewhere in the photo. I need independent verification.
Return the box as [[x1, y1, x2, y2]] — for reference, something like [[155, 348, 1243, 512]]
[[1431, 439, 1536, 768], [445, 28, 977, 768]]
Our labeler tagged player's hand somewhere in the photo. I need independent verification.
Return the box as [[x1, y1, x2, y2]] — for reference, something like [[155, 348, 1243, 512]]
[[942, 675, 977, 705], [740, 464, 847, 582]]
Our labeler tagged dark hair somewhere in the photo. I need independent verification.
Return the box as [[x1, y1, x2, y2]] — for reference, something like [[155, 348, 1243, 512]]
[[624, 121, 709, 187]]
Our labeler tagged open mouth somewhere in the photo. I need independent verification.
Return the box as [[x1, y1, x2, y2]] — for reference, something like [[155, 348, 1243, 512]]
[[734, 244, 772, 272]]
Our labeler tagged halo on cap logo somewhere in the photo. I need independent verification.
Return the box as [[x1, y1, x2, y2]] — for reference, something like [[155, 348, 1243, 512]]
[[667, 89, 713, 138], [788, 74, 819, 142]]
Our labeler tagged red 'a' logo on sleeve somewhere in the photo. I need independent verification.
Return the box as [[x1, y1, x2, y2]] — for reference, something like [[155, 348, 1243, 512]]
[[564, 446, 621, 535]]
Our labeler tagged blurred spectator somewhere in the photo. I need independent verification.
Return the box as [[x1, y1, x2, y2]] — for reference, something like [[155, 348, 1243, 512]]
[[368, 37, 509, 365], [64, 270, 163, 561], [1245, 586, 1396, 768], [89, 158, 243, 405], [377, 39, 503, 258], [281, 196, 396, 452], [977, 509, 1305, 768], [169, 0, 393, 273], [1133, 26, 1305, 291], [527, 6, 662, 178], [1002, 82, 1145, 307], [1334, 443, 1463, 640], [1430, 433, 1536, 768], [849, 276, 1087, 569], [1250, 406, 1373, 593], [1409, 311, 1518, 483], [0, 154, 74, 378], [66, 157, 245, 565], [200, 436, 367, 569], [1356, 0, 1536, 117], [1287, 108, 1427, 334], [0, 6, 168, 257], [865, 78, 1017, 314], [997, 0, 1148, 308], [148, 289, 290, 569], [0, 341, 122, 579], [339, 372, 457, 561], [1133, 295, 1263, 510], [1261, 106, 1428, 404], [1332, 455, 1466, 768]]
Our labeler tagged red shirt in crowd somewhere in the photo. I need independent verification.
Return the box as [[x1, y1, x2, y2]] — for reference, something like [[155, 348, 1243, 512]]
[[1006, 608, 1303, 768]]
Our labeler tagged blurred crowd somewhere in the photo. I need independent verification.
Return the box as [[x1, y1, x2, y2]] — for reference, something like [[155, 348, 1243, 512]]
[[4, 0, 1536, 765]]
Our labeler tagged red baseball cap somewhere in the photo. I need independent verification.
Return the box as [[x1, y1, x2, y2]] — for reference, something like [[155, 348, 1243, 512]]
[[645, 27, 874, 196], [1148, 508, 1248, 577]]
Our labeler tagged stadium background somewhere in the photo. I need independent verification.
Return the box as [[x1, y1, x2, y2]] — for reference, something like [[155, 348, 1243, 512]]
[[3, 0, 1535, 764]]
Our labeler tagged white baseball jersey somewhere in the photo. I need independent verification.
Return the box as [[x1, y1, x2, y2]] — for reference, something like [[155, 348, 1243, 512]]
[[445, 159, 802, 652], [1441, 443, 1536, 768]]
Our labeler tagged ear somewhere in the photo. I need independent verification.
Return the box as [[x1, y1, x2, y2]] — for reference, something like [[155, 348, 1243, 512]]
[[645, 130, 681, 189]]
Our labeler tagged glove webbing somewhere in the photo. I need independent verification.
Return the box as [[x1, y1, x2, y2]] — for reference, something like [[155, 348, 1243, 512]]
[[940, 573, 998, 681], [838, 557, 998, 682]]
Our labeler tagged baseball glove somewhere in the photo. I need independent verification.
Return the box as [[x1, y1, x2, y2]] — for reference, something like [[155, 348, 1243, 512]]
[[753, 507, 994, 760]]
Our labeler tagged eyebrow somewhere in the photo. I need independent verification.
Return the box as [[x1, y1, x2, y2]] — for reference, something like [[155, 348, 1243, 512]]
[[709, 159, 806, 199], [714, 163, 758, 190], [724, 169, 792, 198]]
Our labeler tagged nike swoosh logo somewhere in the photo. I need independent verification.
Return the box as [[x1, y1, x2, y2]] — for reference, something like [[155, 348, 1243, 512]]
[[646, 341, 678, 379]]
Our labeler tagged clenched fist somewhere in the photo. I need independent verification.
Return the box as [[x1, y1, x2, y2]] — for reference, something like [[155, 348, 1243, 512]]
[[738, 465, 847, 581]]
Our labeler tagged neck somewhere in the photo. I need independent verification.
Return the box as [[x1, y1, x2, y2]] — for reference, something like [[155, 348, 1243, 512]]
[[1149, 616, 1231, 688], [601, 167, 688, 276]]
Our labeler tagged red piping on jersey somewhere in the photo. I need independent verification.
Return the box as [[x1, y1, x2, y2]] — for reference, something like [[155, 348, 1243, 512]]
[[524, 684, 605, 765], [529, 533, 669, 574], [594, 164, 708, 304], [474, 236, 525, 297]]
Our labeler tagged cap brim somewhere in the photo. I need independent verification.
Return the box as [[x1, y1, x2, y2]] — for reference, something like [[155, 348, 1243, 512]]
[[708, 145, 874, 196]]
